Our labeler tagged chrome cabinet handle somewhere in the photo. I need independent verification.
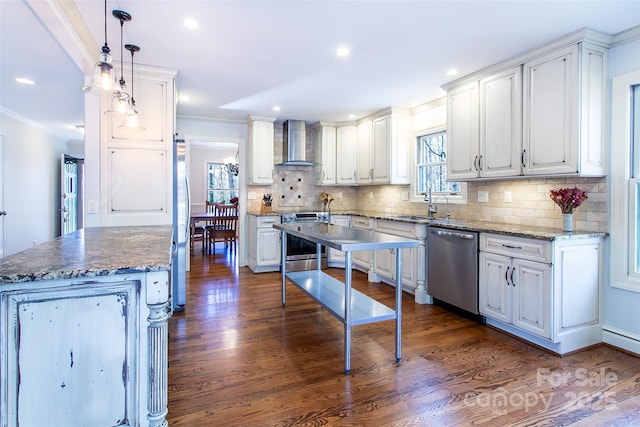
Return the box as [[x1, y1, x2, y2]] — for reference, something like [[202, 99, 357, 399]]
[[501, 244, 523, 250], [473, 156, 479, 171], [478, 155, 483, 171], [505, 266, 510, 286], [0, 211, 6, 216], [510, 267, 516, 286]]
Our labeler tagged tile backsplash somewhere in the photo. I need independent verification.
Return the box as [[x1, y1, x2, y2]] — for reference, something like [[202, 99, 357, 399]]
[[355, 176, 607, 232]]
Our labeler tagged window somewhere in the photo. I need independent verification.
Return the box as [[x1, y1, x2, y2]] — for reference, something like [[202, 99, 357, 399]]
[[207, 163, 238, 204], [414, 130, 466, 203], [610, 71, 640, 292]]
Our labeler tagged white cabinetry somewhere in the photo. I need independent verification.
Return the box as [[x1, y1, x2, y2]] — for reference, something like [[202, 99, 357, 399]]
[[327, 215, 350, 267], [351, 216, 373, 276], [479, 233, 603, 354], [336, 125, 357, 185], [313, 122, 337, 185], [444, 30, 607, 180], [373, 220, 427, 302], [100, 65, 176, 226], [248, 214, 281, 272], [247, 117, 275, 185], [356, 109, 410, 185], [523, 42, 606, 176], [447, 67, 522, 180]]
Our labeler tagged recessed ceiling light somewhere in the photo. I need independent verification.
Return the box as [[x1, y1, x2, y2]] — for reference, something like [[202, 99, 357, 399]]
[[179, 94, 191, 102], [184, 18, 199, 30], [446, 69, 459, 76], [16, 77, 35, 85], [273, 106, 281, 112], [349, 114, 356, 119], [337, 46, 350, 57]]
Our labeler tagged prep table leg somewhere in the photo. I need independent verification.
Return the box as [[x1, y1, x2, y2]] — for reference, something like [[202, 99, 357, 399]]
[[281, 231, 287, 306], [344, 251, 352, 375], [395, 248, 402, 363]]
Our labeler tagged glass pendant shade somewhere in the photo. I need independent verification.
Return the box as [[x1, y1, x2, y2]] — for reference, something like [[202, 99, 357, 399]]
[[82, 50, 116, 93]]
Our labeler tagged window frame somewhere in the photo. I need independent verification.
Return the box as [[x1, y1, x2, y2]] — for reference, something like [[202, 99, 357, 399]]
[[610, 70, 640, 292], [410, 127, 467, 205], [206, 162, 238, 204]]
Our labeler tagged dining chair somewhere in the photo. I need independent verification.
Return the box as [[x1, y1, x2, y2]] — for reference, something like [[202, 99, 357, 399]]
[[207, 203, 238, 254]]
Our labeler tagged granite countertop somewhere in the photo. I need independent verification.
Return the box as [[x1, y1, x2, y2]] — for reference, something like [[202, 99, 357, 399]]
[[0, 226, 173, 284], [246, 209, 606, 241]]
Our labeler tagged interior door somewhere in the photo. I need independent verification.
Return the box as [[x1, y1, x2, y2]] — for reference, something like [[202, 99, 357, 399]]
[[60, 154, 84, 236]]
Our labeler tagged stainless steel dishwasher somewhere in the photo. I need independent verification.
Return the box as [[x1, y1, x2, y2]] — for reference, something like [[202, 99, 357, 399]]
[[427, 227, 479, 315]]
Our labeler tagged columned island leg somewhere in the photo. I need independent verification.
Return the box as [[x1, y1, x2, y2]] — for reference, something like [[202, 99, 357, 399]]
[[146, 271, 170, 427]]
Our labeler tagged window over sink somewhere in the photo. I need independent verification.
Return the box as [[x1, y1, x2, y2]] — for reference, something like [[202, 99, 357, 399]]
[[412, 129, 467, 204]]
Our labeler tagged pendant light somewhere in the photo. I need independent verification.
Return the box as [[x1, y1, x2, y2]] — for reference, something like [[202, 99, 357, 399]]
[[120, 44, 146, 130], [82, 0, 117, 93], [107, 10, 132, 114]]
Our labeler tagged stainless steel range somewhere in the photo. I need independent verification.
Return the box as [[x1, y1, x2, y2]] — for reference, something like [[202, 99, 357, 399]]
[[281, 212, 330, 271]]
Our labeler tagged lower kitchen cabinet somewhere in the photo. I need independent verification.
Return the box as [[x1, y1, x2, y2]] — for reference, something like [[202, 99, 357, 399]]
[[372, 220, 428, 303], [351, 216, 374, 277], [327, 215, 351, 267], [479, 232, 603, 355], [248, 214, 281, 273]]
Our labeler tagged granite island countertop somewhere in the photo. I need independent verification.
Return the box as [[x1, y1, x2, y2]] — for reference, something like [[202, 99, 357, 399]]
[[0, 225, 173, 284]]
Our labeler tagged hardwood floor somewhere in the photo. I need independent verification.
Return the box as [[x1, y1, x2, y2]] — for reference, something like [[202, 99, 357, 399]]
[[168, 247, 640, 426]]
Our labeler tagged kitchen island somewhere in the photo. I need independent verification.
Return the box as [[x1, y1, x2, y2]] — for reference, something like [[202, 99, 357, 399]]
[[273, 222, 419, 374], [0, 226, 172, 427]]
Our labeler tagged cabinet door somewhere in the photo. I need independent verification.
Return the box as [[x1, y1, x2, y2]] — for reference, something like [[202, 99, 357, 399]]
[[250, 121, 274, 184], [447, 82, 480, 180], [316, 125, 337, 185], [3, 282, 138, 426], [356, 121, 373, 183], [479, 252, 511, 323], [399, 247, 417, 290], [248, 215, 257, 261], [372, 116, 391, 183], [512, 258, 551, 338], [374, 248, 395, 279], [336, 126, 357, 184], [523, 44, 579, 175], [257, 228, 281, 266], [109, 79, 167, 142], [328, 216, 350, 265], [480, 67, 523, 178]]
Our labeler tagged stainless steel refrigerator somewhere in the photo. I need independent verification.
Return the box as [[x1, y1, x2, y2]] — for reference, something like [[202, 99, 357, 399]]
[[172, 137, 189, 311]]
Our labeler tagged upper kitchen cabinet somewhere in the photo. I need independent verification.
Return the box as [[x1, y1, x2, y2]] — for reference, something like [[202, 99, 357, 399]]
[[100, 65, 177, 227], [313, 122, 337, 185], [523, 42, 606, 176], [356, 108, 410, 185], [443, 29, 608, 180], [336, 124, 357, 185], [247, 117, 275, 185]]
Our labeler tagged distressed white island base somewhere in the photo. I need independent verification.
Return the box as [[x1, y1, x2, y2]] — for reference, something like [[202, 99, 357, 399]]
[[274, 222, 419, 374], [0, 226, 172, 427]]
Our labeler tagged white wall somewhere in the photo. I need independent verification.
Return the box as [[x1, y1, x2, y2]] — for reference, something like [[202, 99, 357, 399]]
[[602, 36, 640, 351], [0, 112, 75, 255]]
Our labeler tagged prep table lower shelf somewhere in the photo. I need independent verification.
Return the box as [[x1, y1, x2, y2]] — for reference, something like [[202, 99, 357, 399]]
[[285, 270, 396, 326], [274, 221, 419, 375]]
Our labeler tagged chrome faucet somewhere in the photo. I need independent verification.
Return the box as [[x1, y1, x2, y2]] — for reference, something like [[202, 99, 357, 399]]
[[434, 194, 450, 223], [425, 188, 437, 219]]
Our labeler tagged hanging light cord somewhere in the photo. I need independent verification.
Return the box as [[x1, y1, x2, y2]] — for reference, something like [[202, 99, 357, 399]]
[[101, 0, 110, 55]]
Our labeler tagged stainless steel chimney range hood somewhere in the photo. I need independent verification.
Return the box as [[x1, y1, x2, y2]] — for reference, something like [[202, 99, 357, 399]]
[[277, 120, 316, 166]]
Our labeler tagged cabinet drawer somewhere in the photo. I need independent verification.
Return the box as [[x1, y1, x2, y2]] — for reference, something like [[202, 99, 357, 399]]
[[480, 233, 551, 263], [351, 216, 371, 229], [257, 216, 281, 228], [374, 219, 415, 237]]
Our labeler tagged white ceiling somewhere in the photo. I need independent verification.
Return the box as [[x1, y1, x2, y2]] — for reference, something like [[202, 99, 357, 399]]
[[1, 0, 639, 141]]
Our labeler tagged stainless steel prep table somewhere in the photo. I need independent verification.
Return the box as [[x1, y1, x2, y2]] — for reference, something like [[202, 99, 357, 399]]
[[273, 221, 419, 374]]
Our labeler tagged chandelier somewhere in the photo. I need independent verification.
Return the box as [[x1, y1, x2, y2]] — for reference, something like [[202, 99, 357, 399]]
[[224, 152, 239, 176]]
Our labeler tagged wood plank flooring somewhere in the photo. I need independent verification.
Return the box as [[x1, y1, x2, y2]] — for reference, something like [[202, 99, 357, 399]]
[[168, 247, 640, 426]]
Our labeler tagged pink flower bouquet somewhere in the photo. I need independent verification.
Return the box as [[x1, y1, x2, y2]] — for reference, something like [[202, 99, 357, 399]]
[[549, 187, 588, 214]]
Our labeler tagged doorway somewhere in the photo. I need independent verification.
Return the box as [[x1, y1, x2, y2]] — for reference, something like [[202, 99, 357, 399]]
[[0, 134, 5, 258], [60, 154, 84, 236]]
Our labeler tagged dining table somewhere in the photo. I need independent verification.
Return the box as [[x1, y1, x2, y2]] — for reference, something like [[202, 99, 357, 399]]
[[190, 211, 239, 252]]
